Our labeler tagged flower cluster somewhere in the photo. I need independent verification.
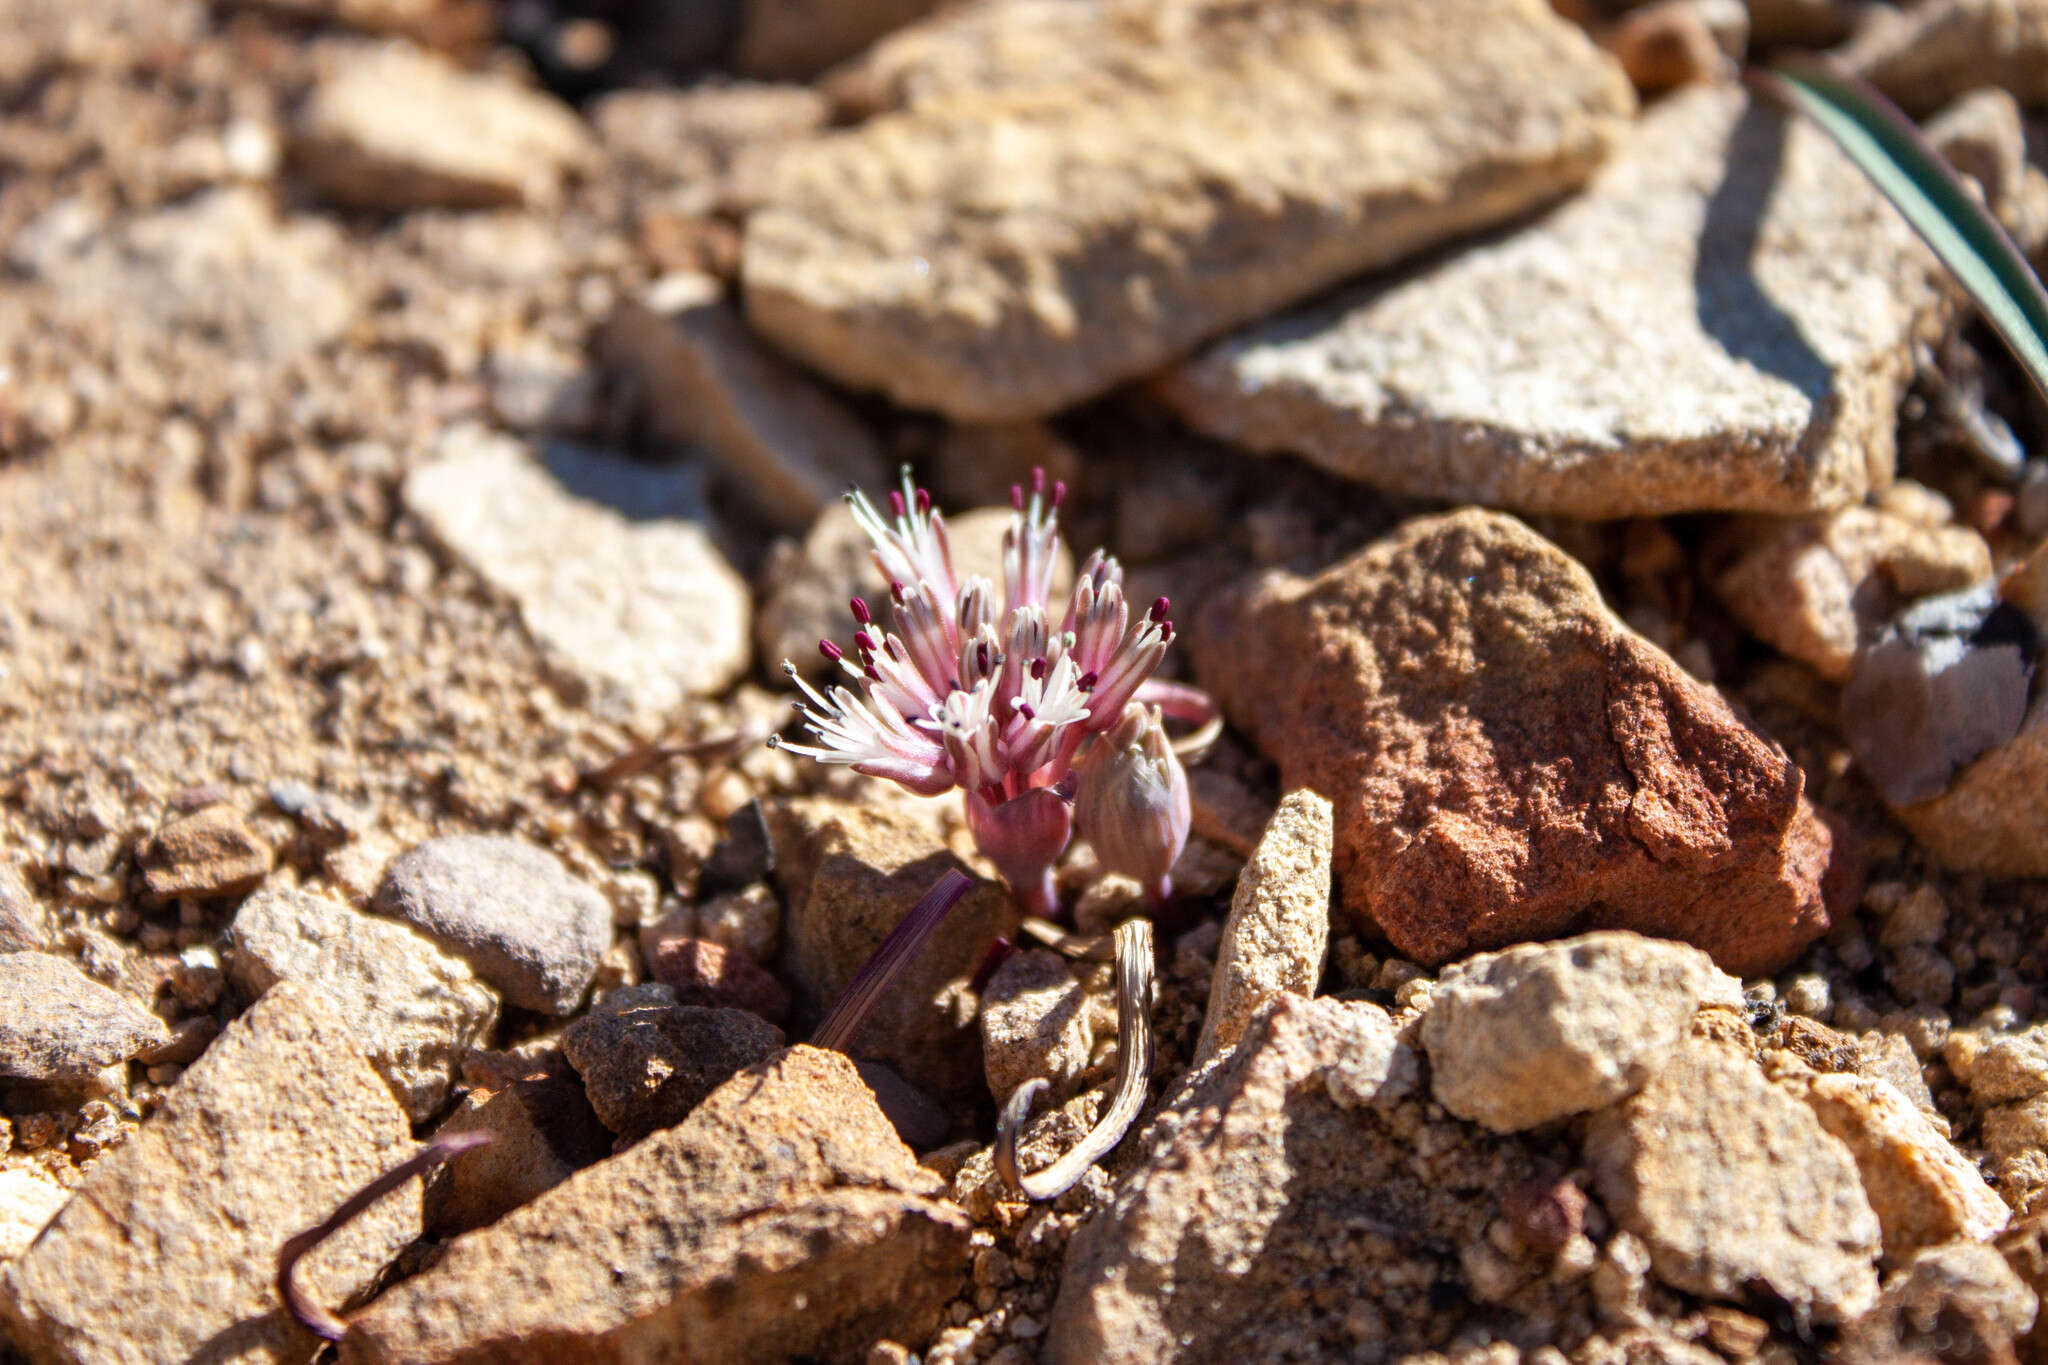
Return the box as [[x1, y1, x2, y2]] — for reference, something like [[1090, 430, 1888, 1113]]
[[771, 469, 1192, 917]]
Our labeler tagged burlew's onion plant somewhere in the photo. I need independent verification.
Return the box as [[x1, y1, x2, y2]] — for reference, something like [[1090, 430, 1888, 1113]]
[[773, 469, 1212, 1197]]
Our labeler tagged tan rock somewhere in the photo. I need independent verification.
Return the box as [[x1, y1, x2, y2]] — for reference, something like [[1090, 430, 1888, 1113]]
[[1841, 1242, 2040, 1365], [1421, 932, 1741, 1133], [1772, 1064, 2010, 1258], [426, 1073, 611, 1235], [0, 862, 46, 952], [743, 0, 1633, 420], [338, 1047, 970, 1365], [767, 797, 1019, 1095], [1999, 1211, 2048, 1365], [980, 949, 1093, 1105], [138, 802, 272, 899], [295, 40, 592, 210], [728, 0, 943, 81], [1711, 505, 1991, 681], [232, 0, 493, 51], [593, 285, 886, 531], [1836, 0, 2048, 117], [562, 998, 784, 1144], [402, 428, 750, 725], [1586, 1042, 1883, 1323], [1, 982, 421, 1365], [0, 952, 169, 1082], [1162, 87, 1952, 518], [1047, 996, 1504, 1365], [1191, 509, 1843, 976], [0, 1168, 68, 1263], [7, 188, 356, 367], [1194, 789, 1332, 1066]]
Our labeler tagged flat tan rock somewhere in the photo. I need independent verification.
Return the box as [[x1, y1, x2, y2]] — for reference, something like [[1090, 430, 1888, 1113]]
[[1421, 932, 1741, 1133], [1, 981, 421, 1365], [339, 1046, 969, 1365], [0, 952, 169, 1082], [1586, 1041, 1883, 1324], [594, 285, 887, 531], [295, 40, 591, 210], [1193, 788, 1332, 1066], [402, 429, 750, 725], [1162, 86, 1953, 517], [1836, 0, 2048, 116], [1710, 503, 1990, 682], [1771, 1063, 2010, 1258], [728, 0, 943, 81], [742, 0, 1632, 420], [1191, 508, 1843, 976]]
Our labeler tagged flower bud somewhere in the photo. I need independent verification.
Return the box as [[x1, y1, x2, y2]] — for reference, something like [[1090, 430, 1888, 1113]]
[[1074, 704, 1189, 903], [965, 786, 1073, 920]]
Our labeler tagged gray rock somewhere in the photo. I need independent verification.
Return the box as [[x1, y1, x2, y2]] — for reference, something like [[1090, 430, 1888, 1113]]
[[403, 428, 751, 725], [1842, 584, 2035, 806], [1047, 996, 1500, 1364], [0, 863, 48, 952], [1194, 788, 1332, 1066], [1421, 932, 1742, 1133], [376, 834, 612, 1015], [980, 950, 1093, 1106], [1162, 86, 1952, 517], [743, 0, 1633, 420], [295, 40, 592, 210], [594, 285, 886, 531], [1839, 1241, 2040, 1364], [562, 1000, 784, 1143], [7, 187, 356, 366], [1585, 1040, 1883, 1324], [230, 885, 500, 1121], [338, 1047, 970, 1365], [0, 981, 421, 1365], [0, 952, 169, 1082]]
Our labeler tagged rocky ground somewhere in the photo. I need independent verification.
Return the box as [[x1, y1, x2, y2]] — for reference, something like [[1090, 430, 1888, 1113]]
[[5, 0, 2048, 1361]]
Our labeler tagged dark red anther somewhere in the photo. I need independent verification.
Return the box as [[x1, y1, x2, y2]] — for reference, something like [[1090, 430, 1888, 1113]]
[[1150, 596, 1170, 623], [977, 641, 991, 672], [1018, 702, 1036, 722], [1160, 622, 1174, 643], [1079, 671, 1098, 691], [1030, 657, 1047, 680], [819, 640, 844, 663], [1051, 479, 1067, 509], [850, 596, 871, 624], [854, 630, 877, 653], [886, 638, 905, 660], [915, 487, 930, 515], [865, 665, 882, 682], [890, 581, 907, 604], [1031, 466, 1045, 495], [888, 489, 907, 518], [1010, 484, 1025, 511]]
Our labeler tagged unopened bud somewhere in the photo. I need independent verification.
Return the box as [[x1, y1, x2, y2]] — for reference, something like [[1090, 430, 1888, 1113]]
[[1074, 704, 1189, 903]]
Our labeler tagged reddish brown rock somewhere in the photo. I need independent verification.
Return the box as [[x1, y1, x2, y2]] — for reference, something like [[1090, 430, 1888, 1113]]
[[648, 934, 792, 1025], [1191, 509, 1841, 976]]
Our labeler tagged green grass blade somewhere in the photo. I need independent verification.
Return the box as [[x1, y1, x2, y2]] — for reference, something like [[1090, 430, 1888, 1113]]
[[1755, 59, 2048, 406]]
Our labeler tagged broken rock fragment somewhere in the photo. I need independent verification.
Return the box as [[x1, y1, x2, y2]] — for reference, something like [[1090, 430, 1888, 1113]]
[[402, 428, 751, 725], [1421, 932, 1741, 1133], [229, 884, 499, 1122], [295, 40, 592, 210], [426, 1072, 612, 1234], [562, 992, 784, 1144], [0, 951, 169, 1082], [1193, 509, 1842, 976], [1048, 996, 1504, 1364], [1193, 788, 1333, 1066], [1163, 86, 1952, 517], [1, 981, 421, 1365], [338, 1046, 970, 1365], [1585, 1041, 1882, 1324], [743, 0, 1633, 420]]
